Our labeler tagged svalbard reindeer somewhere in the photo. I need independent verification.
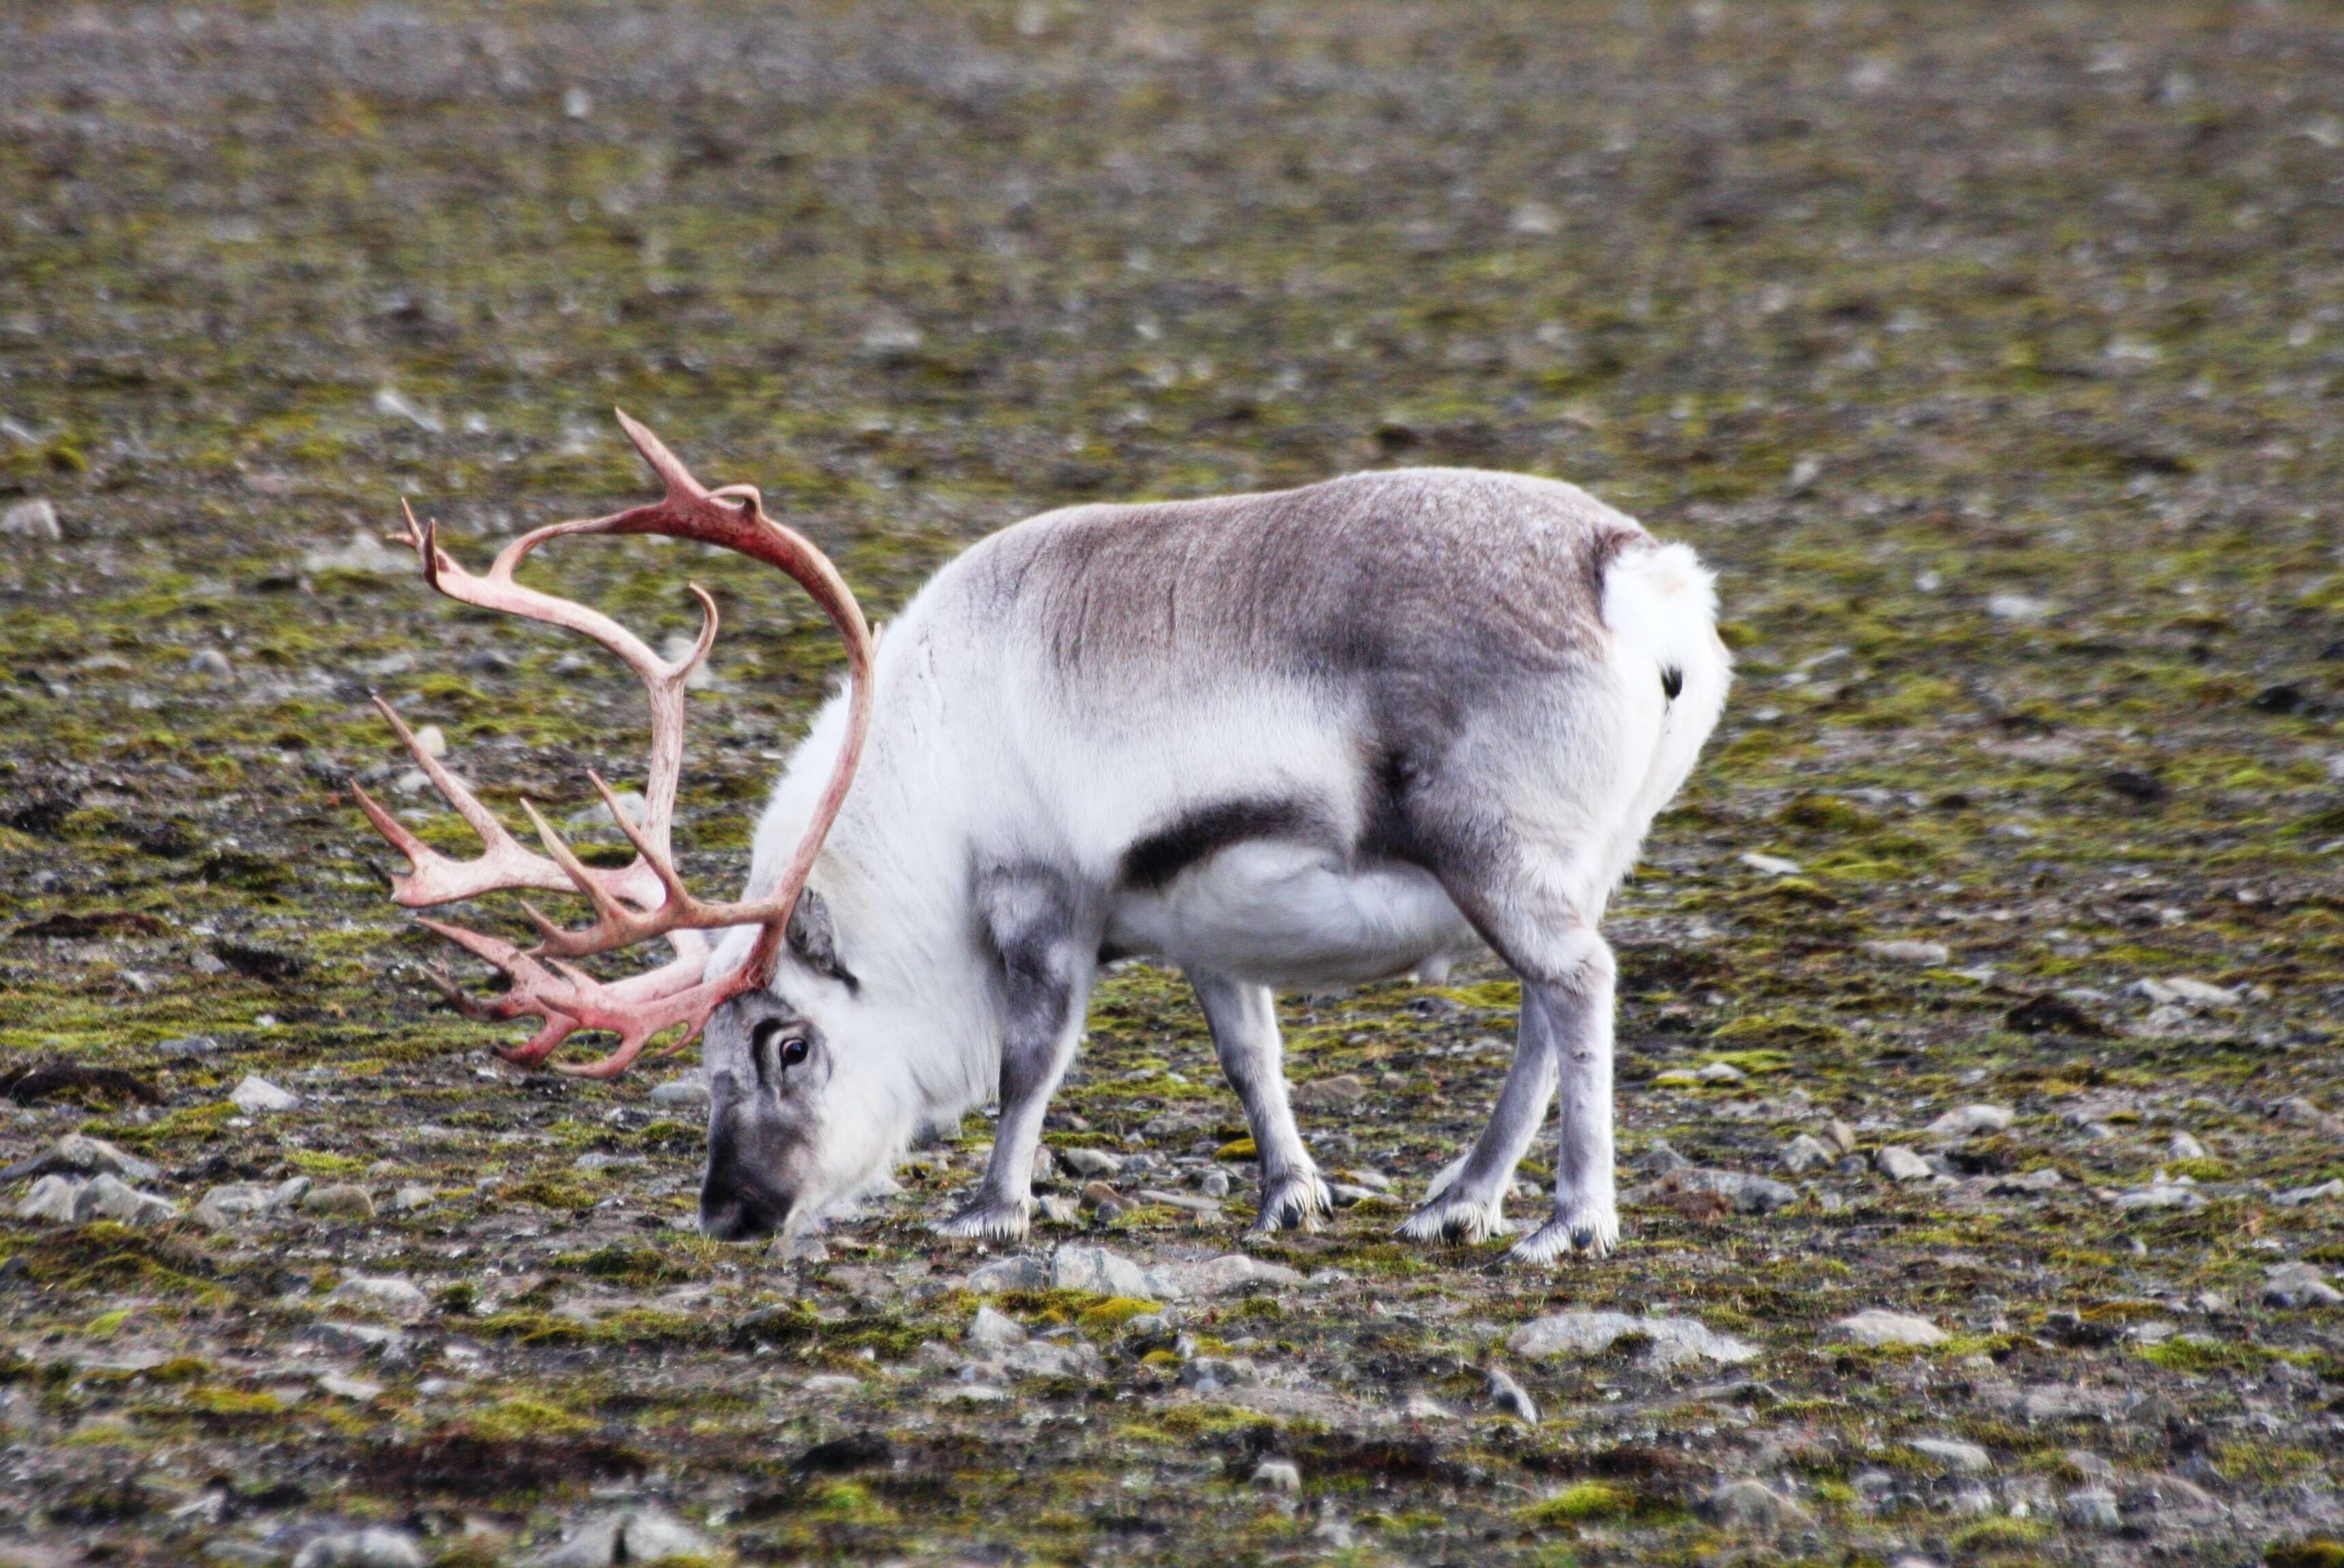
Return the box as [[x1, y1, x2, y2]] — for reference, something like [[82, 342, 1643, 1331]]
[[355, 414, 1727, 1263]]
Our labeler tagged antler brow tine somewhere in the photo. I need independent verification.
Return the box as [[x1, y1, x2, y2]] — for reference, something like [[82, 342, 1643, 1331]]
[[354, 416, 877, 1076]]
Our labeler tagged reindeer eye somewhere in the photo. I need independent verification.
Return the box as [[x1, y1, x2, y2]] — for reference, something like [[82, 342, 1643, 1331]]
[[751, 1018, 810, 1069]]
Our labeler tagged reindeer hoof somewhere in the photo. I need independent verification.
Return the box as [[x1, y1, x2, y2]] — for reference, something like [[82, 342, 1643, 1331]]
[[1507, 1200, 1620, 1264], [933, 1197, 1032, 1243], [1251, 1172, 1333, 1234], [1396, 1190, 1512, 1245]]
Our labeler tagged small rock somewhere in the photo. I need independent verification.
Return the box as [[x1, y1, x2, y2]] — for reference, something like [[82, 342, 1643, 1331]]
[[966, 1254, 1050, 1293], [0, 1131, 162, 1183], [803, 1373, 865, 1395], [188, 648, 233, 679], [2263, 1261, 2343, 1308], [1034, 1193, 1082, 1223], [271, 1176, 313, 1209], [229, 1075, 299, 1114], [1251, 1457, 1302, 1494], [1910, 1438, 1992, 1473], [1178, 1356, 1257, 1391], [2272, 1096, 2344, 1137], [1399, 1392, 1454, 1421], [292, 1528, 425, 1568], [2275, 1177, 2344, 1206], [2168, 1131, 2208, 1161], [1780, 1133, 1835, 1174], [523, 1508, 710, 1568], [968, 1305, 1027, 1348], [1925, 1104, 2014, 1139], [1825, 1119, 1858, 1155], [1050, 1244, 1166, 1301], [317, 1371, 384, 1403], [2113, 1178, 2203, 1212], [1694, 1060, 1747, 1084], [1703, 1477, 1810, 1528], [1292, 1074, 1367, 1108], [1634, 1165, 1799, 1214], [392, 1185, 434, 1211], [1876, 1146, 1933, 1182], [648, 1076, 710, 1109], [191, 1183, 274, 1229], [1863, 939, 1951, 966], [323, 1274, 429, 1323], [1630, 1138, 1694, 1175], [2062, 1486, 2122, 1530], [155, 1034, 221, 1059], [0, 497, 61, 540], [15, 1173, 83, 1223], [1740, 851, 1803, 875], [304, 1184, 376, 1221], [1154, 1253, 1303, 1298], [1199, 1168, 1231, 1199], [1829, 1309, 1945, 1347], [1507, 1310, 1757, 1367], [74, 1173, 178, 1226], [1486, 1365, 1538, 1425], [1056, 1146, 1124, 1178], [2136, 975, 2238, 1007], [1986, 1167, 2064, 1194]]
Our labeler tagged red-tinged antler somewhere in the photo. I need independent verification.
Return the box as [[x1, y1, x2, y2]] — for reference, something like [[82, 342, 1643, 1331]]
[[360, 412, 876, 1077]]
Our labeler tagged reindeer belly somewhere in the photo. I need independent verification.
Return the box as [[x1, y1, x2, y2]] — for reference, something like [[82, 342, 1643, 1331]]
[[1103, 841, 1483, 989]]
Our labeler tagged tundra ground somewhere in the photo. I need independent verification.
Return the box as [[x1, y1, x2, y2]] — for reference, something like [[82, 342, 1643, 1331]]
[[3, 3, 2344, 1565]]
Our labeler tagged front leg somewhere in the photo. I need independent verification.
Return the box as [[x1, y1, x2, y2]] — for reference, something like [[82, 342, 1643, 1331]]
[[936, 867, 1095, 1242], [1189, 970, 1331, 1233]]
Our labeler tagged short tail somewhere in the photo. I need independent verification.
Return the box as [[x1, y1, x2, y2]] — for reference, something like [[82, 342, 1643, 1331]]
[[1600, 538, 1731, 856]]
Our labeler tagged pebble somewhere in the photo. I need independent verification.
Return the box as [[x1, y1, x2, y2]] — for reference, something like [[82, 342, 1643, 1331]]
[[2263, 1260, 2343, 1308], [323, 1274, 429, 1323], [316, 1372, 384, 1403], [968, 1305, 1027, 1348], [229, 1074, 300, 1114], [1399, 1392, 1455, 1421], [1825, 1119, 1858, 1155], [2113, 1176, 2203, 1212], [1694, 1060, 1747, 1084], [292, 1528, 425, 1568], [15, 1174, 82, 1223], [392, 1185, 435, 1211], [966, 1254, 1050, 1293], [1252, 1457, 1302, 1494], [156, 1034, 222, 1058], [1863, 938, 1952, 966], [1486, 1365, 1538, 1425], [187, 647, 233, 679], [1292, 1074, 1367, 1108], [1634, 1165, 1799, 1214], [1056, 1146, 1123, 1178], [1740, 851, 1803, 875], [1507, 1310, 1758, 1367], [0, 497, 61, 540], [1830, 1309, 1945, 1347], [2168, 1131, 2208, 1161], [0, 1131, 161, 1183], [648, 1076, 710, 1109], [1924, 1104, 2014, 1139], [1198, 1168, 1231, 1199], [1876, 1146, 1933, 1182], [1050, 1244, 1170, 1300], [1703, 1477, 1810, 1528], [2062, 1486, 2123, 1530], [74, 1173, 179, 1226], [521, 1508, 710, 1568], [1630, 1138, 1694, 1175], [1910, 1437, 1992, 1473], [1780, 1133, 1835, 1174], [304, 1184, 376, 1221], [803, 1374, 865, 1395], [2274, 1178, 2344, 1207], [1178, 1355, 1257, 1391], [1034, 1193, 1081, 1223]]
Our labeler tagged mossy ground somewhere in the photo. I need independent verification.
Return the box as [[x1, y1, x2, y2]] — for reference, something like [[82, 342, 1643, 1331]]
[[3, 1, 2343, 1564]]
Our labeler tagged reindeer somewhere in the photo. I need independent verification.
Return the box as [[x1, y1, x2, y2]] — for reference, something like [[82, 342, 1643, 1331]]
[[354, 414, 1727, 1263]]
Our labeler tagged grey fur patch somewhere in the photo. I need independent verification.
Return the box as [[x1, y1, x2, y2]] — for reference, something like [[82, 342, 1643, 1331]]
[[1118, 796, 1331, 890]]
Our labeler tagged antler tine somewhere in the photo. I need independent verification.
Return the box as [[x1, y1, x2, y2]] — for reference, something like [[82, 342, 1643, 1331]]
[[366, 415, 879, 1075]]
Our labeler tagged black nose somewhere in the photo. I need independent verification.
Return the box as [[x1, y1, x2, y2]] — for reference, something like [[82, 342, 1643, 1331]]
[[699, 1165, 794, 1241]]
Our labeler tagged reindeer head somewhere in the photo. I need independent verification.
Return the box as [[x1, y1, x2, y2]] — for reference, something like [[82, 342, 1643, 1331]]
[[353, 413, 876, 1240]]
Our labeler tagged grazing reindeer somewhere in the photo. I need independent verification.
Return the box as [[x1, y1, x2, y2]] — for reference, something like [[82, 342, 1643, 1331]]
[[356, 415, 1726, 1262]]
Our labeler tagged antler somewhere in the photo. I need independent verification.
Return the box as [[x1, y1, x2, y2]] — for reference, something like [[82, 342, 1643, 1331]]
[[356, 411, 876, 1077]]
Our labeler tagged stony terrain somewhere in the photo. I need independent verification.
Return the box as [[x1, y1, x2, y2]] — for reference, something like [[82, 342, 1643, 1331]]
[[5, 1, 2344, 1563]]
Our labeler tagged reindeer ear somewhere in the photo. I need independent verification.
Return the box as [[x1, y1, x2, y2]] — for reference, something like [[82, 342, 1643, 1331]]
[[786, 890, 858, 993]]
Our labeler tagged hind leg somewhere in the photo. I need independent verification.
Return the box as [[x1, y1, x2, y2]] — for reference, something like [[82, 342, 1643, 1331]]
[[1190, 970, 1331, 1232], [1398, 843, 1619, 1259]]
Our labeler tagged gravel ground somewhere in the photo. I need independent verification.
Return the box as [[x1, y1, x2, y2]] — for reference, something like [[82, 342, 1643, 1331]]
[[4, 2, 2344, 1564]]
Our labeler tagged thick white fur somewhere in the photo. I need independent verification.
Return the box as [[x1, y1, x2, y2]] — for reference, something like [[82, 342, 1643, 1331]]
[[708, 473, 1728, 1245]]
